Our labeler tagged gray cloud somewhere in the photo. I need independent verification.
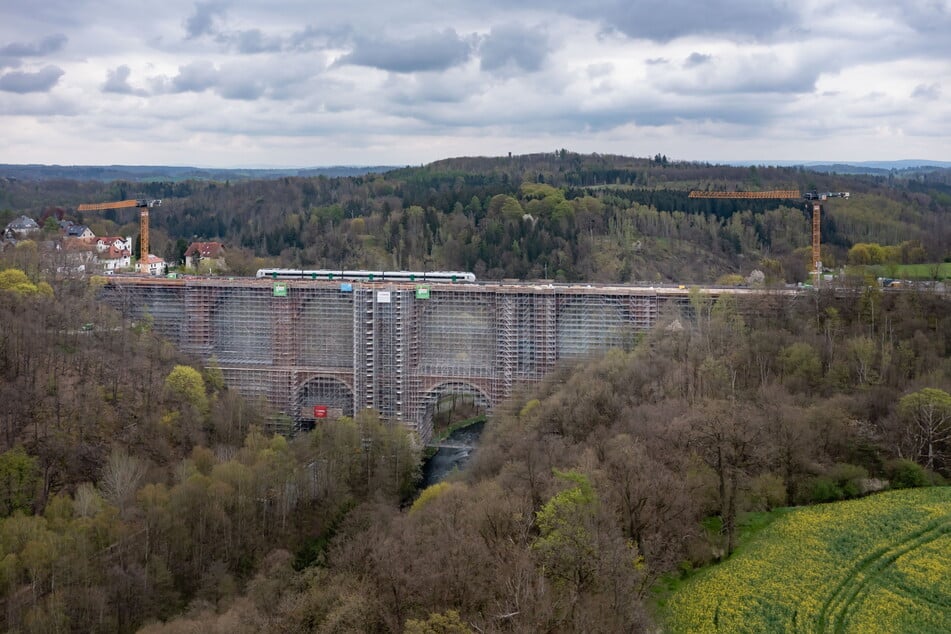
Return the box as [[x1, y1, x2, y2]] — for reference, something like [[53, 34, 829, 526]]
[[217, 75, 265, 100], [170, 61, 219, 92], [287, 25, 353, 51], [612, 0, 795, 40], [0, 65, 64, 93], [654, 52, 821, 96], [479, 25, 550, 73], [218, 29, 283, 54], [0, 34, 67, 57], [185, 1, 228, 39], [1, 0, 950, 165], [338, 29, 474, 73], [911, 83, 940, 100], [684, 52, 712, 68], [102, 65, 148, 96], [502, 0, 796, 41], [159, 60, 307, 101]]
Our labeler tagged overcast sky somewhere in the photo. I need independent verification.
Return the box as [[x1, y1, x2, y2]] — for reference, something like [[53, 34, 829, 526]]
[[1, 0, 949, 167]]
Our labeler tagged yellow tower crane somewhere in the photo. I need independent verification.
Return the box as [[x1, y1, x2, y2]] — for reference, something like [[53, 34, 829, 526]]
[[688, 189, 848, 286], [77, 198, 162, 273]]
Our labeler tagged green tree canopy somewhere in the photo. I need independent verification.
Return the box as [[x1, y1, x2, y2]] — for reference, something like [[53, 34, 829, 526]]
[[0, 447, 38, 516], [164, 365, 209, 414]]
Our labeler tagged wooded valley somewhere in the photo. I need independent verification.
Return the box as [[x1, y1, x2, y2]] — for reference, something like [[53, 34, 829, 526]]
[[0, 154, 949, 632]]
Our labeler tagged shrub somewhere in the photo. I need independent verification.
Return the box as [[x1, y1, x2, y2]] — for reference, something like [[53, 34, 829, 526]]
[[885, 459, 930, 489]]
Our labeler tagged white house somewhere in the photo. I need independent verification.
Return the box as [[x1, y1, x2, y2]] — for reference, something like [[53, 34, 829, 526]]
[[99, 244, 132, 271], [96, 236, 133, 254], [143, 254, 167, 276], [4, 215, 40, 239], [65, 224, 95, 239]]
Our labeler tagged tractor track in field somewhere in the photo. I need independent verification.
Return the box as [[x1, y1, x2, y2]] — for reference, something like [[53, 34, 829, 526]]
[[815, 513, 951, 633]]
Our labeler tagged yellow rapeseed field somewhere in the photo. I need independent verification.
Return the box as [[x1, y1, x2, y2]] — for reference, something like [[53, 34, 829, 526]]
[[662, 487, 951, 633]]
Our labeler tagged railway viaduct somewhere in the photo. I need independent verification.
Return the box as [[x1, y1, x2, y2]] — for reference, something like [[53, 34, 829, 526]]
[[100, 276, 783, 441]]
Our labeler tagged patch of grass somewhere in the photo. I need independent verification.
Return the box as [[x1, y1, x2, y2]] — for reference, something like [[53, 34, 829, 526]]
[[869, 262, 951, 280]]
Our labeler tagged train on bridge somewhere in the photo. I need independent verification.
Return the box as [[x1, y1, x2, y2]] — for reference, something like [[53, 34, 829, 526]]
[[256, 269, 478, 283]]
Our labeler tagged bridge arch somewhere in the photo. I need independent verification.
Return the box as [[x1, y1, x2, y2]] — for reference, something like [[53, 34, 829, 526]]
[[296, 375, 355, 430], [419, 381, 492, 440]]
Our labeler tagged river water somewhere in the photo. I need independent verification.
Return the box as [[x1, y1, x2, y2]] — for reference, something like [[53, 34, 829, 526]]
[[419, 420, 485, 488]]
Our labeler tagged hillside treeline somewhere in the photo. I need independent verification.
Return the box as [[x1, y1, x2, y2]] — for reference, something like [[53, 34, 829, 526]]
[[128, 287, 951, 631], [1, 241, 950, 631], [0, 254, 420, 632], [2, 153, 950, 283]]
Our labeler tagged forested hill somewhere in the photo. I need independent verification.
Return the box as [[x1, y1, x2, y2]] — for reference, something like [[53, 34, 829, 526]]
[[2, 152, 949, 283], [0, 164, 395, 182]]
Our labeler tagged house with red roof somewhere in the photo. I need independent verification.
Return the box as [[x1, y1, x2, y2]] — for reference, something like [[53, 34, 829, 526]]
[[184, 241, 226, 271]]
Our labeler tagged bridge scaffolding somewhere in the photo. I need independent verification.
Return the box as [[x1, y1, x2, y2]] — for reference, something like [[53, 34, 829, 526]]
[[103, 277, 699, 440]]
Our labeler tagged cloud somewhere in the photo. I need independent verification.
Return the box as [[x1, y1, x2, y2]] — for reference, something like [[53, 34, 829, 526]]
[[911, 82, 940, 100], [102, 65, 148, 96], [587, 63, 613, 78], [287, 25, 352, 51], [157, 60, 304, 101], [338, 29, 474, 73], [653, 51, 821, 95], [0, 66, 64, 93], [170, 60, 220, 93], [216, 74, 265, 100], [509, 0, 796, 41], [0, 34, 67, 57], [0, 92, 79, 117], [479, 25, 551, 73], [184, 1, 228, 39], [217, 29, 283, 54], [684, 52, 712, 68]]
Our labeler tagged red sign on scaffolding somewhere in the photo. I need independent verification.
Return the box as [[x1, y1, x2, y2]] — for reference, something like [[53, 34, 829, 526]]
[[313, 405, 328, 419]]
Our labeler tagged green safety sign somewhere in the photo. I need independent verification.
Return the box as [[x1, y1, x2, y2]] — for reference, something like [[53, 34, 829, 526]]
[[415, 286, 430, 299], [273, 283, 288, 297]]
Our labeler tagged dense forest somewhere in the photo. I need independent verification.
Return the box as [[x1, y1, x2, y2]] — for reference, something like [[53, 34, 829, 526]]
[[0, 154, 950, 631], [1, 249, 950, 631], [2, 152, 950, 283]]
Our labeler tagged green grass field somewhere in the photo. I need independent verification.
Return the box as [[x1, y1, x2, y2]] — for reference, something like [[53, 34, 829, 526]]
[[661, 487, 951, 633], [867, 262, 951, 280]]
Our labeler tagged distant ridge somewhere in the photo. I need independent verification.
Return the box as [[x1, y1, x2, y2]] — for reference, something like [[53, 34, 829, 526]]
[[726, 159, 951, 175], [0, 164, 398, 182]]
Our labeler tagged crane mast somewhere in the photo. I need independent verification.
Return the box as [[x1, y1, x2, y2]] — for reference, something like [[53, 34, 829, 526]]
[[76, 198, 162, 273], [688, 189, 849, 286]]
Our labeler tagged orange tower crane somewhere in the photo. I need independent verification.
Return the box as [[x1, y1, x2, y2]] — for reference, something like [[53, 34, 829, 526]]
[[688, 189, 848, 286], [77, 198, 162, 273]]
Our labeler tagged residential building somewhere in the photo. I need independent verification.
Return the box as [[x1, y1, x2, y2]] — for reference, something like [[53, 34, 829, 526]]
[[95, 236, 133, 254], [184, 241, 226, 271], [143, 254, 167, 276], [100, 244, 132, 271], [3, 215, 40, 239], [65, 224, 95, 239]]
